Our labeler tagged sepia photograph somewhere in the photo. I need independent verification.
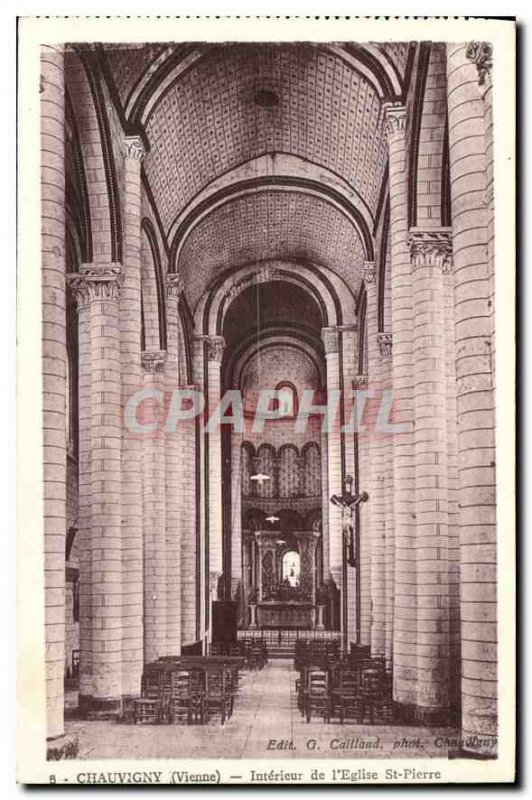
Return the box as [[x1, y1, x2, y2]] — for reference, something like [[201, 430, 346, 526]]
[[16, 15, 515, 785]]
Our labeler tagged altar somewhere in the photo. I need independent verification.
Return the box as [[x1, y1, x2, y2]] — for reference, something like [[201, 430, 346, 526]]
[[257, 601, 315, 629]]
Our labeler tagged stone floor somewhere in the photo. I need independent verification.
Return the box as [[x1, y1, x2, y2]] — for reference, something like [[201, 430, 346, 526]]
[[66, 659, 459, 760]]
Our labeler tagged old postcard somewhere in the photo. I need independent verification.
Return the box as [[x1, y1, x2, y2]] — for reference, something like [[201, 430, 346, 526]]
[[17, 15, 516, 785]]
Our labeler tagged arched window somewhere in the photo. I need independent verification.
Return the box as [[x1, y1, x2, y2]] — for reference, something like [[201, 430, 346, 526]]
[[256, 444, 276, 498], [241, 442, 255, 497], [278, 445, 301, 498], [274, 381, 298, 418], [282, 551, 300, 587], [303, 442, 321, 496]]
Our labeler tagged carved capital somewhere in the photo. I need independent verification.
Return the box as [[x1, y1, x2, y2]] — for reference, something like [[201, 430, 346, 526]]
[[384, 103, 406, 138], [466, 41, 493, 86], [363, 260, 376, 285], [353, 374, 368, 390], [408, 228, 453, 273], [166, 272, 184, 300], [377, 332, 392, 359], [67, 262, 123, 307], [141, 349, 166, 373], [123, 135, 146, 161], [204, 335, 225, 363], [321, 326, 340, 355]]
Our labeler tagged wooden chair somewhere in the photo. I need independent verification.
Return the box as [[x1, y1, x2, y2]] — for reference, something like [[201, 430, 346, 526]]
[[134, 666, 163, 724], [168, 669, 204, 725], [360, 666, 395, 724], [204, 668, 231, 725], [303, 668, 331, 723], [334, 670, 364, 724]]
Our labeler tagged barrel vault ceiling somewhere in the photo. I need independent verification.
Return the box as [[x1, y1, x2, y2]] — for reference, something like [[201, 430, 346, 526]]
[[100, 42, 412, 309]]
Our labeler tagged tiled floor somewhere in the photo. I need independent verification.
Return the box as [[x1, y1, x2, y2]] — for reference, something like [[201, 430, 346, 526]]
[[66, 660, 459, 760]]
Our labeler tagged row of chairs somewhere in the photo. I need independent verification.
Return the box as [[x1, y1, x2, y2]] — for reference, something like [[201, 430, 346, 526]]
[[296, 653, 395, 725], [294, 638, 343, 671], [210, 639, 268, 670], [131, 657, 243, 726]]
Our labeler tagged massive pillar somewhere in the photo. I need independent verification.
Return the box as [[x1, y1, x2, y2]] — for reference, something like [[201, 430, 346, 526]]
[[204, 335, 226, 633], [41, 43, 67, 739], [409, 229, 453, 722], [374, 332, 392, 659], [141, 351, 167, 662], [72, 279, 92, 704], [320, 428, 330, 582], [120, 136, 145, 695], [359, 264, 376, 648], [364, 261, 385, 656], [466, 43, 495, 346], [165, 275, 183, 655], [384, 103, 418, 710], [231, 430, 243, 617], [447, 43, 497, 753], [193, 336, 207, 641], [354, 370, 371, 647], [379, 335, 394, 667], [342, 327, 358, 646], [70, 263, 124, 711], [321, 326, 344, 629]]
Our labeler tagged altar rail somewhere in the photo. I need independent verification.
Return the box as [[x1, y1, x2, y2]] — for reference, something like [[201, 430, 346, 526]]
[[238, 629, 341, 646]]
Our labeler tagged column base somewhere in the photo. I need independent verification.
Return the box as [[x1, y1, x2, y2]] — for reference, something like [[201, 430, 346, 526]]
[[46, 733, 79, 761], [78, 694, 123, 721], [394, 702, 456, 727], [449, 748, 498, 760]]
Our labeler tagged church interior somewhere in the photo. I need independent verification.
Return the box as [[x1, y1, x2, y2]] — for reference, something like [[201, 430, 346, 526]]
[[40, 40, 498, 758]]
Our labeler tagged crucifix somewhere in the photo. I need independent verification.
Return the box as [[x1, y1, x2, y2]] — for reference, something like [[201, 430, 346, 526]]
[[330, 475, 369, 648], [330, 475, 369, 568]]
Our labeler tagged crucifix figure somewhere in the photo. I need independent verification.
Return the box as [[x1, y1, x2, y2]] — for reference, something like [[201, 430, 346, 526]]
[[330, 475, 369, 568]]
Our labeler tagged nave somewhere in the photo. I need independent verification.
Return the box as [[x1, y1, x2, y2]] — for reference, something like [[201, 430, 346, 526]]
[[39, 38, 499, 759], [65, 659, 458, 761]]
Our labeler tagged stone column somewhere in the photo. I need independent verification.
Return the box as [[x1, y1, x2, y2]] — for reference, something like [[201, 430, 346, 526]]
[[70, 283, 92, 703], [378, 335, 394, 667], [354, 370, 371, 647], [320, 428, 330, 582], [231, 430, 243, 610], [363, 262, 385, 656], [341, 327, 358, 646], [467, 43, 496, 392], [409, 229, 453, 721], [120, 136, 145, 696], [372, 333, 390, 658], [141, 350, 167, 663], [443, 247, 462, 710], [204, 335, 226, 626], [69, 263, 124, 710], [321, 326, 344, 606], [165, 275, 183, 655], [41, 44, 67, 739], [193, 336, 207, 641], [447, 43, 497, 752], [384, 103, 418, 709], [360, 263, 377, 649], [180, 381, 200, 646]]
